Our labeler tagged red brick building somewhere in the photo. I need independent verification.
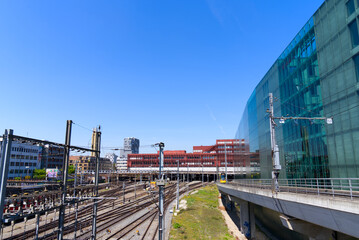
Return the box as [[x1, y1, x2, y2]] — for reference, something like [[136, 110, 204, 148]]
[[127, 139, 259, 173]]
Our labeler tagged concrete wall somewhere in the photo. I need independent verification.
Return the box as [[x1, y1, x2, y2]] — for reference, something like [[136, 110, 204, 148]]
[[217, 183, 359, 238]]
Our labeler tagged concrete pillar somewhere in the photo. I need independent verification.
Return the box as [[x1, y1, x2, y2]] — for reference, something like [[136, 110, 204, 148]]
[[238, 199, 255, 239]]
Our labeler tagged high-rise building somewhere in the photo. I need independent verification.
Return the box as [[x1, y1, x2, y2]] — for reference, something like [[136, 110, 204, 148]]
[[117, 137, 140, 170], [236, 0, 359, 179]]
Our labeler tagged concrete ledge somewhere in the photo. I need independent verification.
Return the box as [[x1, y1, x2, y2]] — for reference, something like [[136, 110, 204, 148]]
[[217, 183, 359, 238]]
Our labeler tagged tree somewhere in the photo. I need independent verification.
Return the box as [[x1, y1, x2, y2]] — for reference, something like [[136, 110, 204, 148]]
[[68, 165, 75, 174], [33, 168, 46, 180]]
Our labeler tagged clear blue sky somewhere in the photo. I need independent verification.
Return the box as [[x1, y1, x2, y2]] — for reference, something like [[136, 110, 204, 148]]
[[0, 0, 324, 155]]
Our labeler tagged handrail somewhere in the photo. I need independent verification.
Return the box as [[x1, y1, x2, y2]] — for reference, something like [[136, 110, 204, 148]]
[[226, 178, 359, 200]]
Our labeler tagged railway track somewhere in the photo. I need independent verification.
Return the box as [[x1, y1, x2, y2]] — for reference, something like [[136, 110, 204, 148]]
[[3, 181, 208, 240], [3, 182, 139, 240], [103, 182, 207, 240]]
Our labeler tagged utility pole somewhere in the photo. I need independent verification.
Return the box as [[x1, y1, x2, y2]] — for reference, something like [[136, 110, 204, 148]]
[[155, 142, 165, 240], [201, 163, 204, 187], [176, 160, 179, 210], [134, 173, 137, 199], [267, 93, 333, 192], [58, 120, 72, 240], [123, 181, 125, 203], [73, 162, 79, 240], [91, 126, 101, 240], [187, 163, 189, 183], [267, 93, 281, 192], [225, 143, 227, 183], [0, 129, 13, 236]]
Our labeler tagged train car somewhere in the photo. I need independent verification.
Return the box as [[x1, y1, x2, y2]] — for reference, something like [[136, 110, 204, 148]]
[[219, 173, 226, 183]]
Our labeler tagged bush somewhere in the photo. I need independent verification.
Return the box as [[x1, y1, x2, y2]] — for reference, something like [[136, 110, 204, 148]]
[[173, 223, 181, 229]]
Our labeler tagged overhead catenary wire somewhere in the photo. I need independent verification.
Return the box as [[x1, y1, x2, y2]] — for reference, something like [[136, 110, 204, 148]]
[[72, 122, 94, 133]]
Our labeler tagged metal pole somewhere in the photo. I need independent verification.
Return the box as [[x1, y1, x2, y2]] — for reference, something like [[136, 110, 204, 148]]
[[0, 130, 13, 235], [157, 142, 165, 240], [91, 127, 101, 240], [58, 120, 72, 240], [123, 181, 125, 203], [269, 93, 281, 192], [176, 160, 179, 210], [35, 213, 40, 239], [187, 163, 189, 183], [225, 143, 227, 182], [134, 173, 137, 199], [202, 164, 204, 186], [74, 163, 78, 240]]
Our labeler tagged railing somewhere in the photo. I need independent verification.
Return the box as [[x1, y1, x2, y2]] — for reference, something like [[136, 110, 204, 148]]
[[226, 178, 359, 200]]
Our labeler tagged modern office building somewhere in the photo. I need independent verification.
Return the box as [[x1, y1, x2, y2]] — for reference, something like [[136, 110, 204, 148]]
[[41, 144, 64, 169], [117, 137, 140, 170], [0, 138, 41, 179], [236, 0, 359, 179]]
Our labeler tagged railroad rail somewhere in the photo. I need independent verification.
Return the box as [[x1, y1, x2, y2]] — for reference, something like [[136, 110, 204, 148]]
[[2, 181, 208, 240]]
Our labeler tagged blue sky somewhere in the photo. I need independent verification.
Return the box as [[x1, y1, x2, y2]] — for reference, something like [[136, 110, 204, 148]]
[[0, 0, 324, 154]]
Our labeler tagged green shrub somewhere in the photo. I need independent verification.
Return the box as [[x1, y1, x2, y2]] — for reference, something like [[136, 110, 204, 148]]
[[173, 223, 181, 229]]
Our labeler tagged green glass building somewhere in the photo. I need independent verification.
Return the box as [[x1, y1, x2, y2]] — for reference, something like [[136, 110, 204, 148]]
[[236, 0, 359, 179]]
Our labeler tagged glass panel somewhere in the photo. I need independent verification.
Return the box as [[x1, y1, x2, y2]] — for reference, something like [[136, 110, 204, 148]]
[[347, 0, 355, 16], [353, 54, 359, 82], [349, 20, 359, 48]]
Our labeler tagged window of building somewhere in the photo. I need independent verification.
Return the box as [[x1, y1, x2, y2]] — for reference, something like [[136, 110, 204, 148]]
[[347, 0, 356, 16], [353, 54, 359, 82], [349, 20, 359, 48]]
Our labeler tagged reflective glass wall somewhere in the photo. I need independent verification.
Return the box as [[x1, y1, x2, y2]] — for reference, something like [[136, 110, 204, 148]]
[[236, 0, 359, 179]]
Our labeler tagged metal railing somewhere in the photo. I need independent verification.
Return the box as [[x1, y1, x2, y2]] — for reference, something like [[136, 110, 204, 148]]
[[226, 178, 359, 200]]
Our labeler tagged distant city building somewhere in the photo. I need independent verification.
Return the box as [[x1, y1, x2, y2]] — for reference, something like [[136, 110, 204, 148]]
[[69, 156, 113, 172], [0, 138, 41, 179], [117, 137, 140, 170], [41, 144, 64, 169], [120, 137, 140, 157], [128, 139, 259, 176], [105, 153, 118, 164]]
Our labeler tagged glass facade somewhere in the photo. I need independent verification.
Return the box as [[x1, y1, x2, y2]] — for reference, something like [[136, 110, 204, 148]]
[[236, 0, 359, 179]]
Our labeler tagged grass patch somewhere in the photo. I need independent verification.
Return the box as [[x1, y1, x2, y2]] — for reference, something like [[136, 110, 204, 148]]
[[170, 184, 234, 240]]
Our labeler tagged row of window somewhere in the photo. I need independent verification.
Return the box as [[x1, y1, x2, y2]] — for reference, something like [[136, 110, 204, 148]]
[[9, 169, 34, 174], [10, 162, 37, 166], [11, 147, 39, 153], [10, 154, 38, 160]]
